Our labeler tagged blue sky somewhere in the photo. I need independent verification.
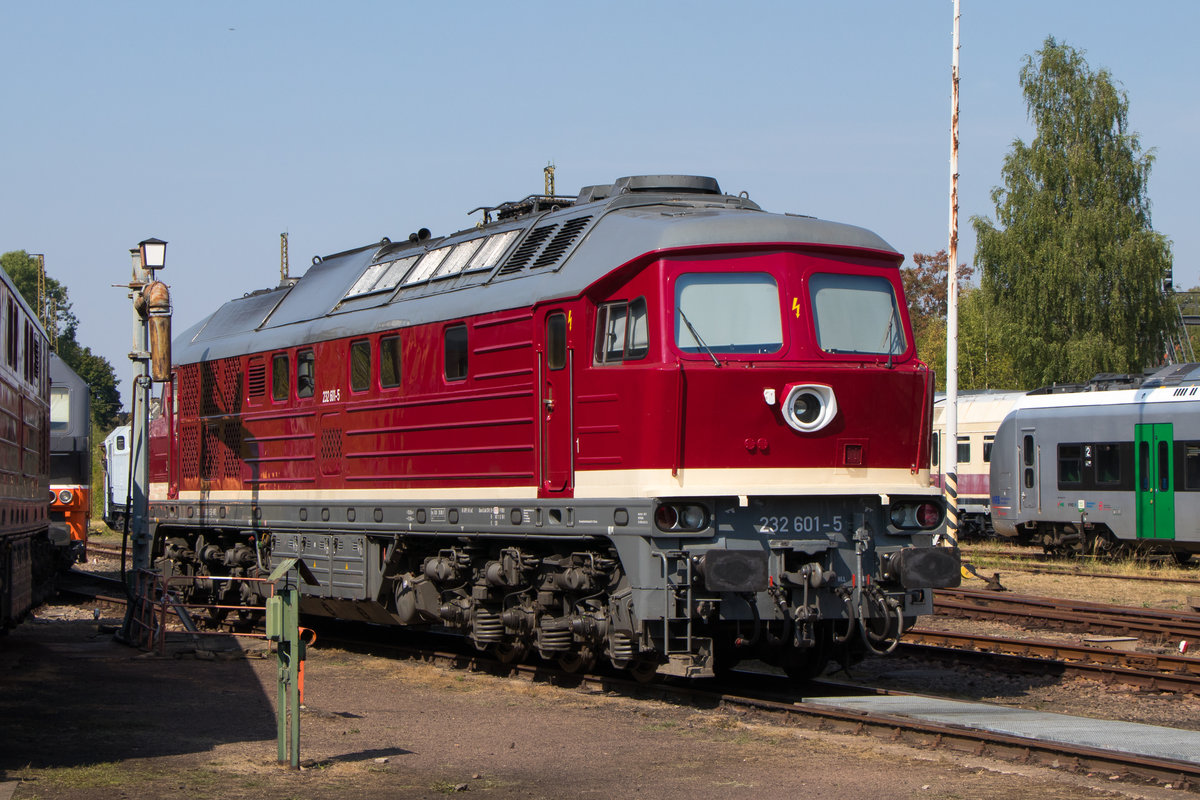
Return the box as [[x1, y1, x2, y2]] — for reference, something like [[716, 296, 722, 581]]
[[3, 2, 1197, 407]]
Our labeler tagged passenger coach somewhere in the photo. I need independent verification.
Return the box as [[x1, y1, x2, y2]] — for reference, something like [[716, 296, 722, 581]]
[[148, 175, 958, 679], [991, 363, 1200, 559]]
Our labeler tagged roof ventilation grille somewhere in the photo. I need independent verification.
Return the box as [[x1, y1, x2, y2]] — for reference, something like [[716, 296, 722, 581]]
[[497, 224, 557, 275], [530, 216, 592, 270]]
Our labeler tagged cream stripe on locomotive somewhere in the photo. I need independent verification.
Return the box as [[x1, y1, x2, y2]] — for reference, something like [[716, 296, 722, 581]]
[[152, 466, 936, 504]]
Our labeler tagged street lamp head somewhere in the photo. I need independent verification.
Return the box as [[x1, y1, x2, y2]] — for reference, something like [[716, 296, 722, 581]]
[[139, 238, 167, 270]]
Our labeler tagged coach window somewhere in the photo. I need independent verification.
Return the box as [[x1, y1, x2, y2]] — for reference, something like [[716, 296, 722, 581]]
[[676, 274, 779, 356], [444, 325, 468, 381], [272, 354, 289, 402], [1183, 443, 1200, 490], [297, 349, 315, 398], [547, 313, 567, 370], [1022, 434, 1035, 489], [957, 436, 970, 464], [1096, 443, 1121, 485], [6, 296, 16, 369], [595, 298, 648, 364], [1057, 443, 1082, 486], [930, 432, 939, 467], [350, 340, 371, 392], [380, 335, 402, 388], [983, 435, 995, 463]]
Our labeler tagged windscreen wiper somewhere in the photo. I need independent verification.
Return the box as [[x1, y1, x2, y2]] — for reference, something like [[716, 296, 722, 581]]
[[678, 307, 720, 367]]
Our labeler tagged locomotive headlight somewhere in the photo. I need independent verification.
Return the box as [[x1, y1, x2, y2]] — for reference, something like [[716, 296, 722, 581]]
[[781, 383, 837, 433], [58, 489, 74, 505], [654, 502, 710, 533]]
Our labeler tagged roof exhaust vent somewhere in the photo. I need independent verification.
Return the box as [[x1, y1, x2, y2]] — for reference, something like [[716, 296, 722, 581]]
[[611, 175, 722, 195]]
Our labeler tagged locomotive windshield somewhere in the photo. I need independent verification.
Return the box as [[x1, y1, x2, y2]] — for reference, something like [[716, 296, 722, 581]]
[[810, 273, 906, 356], [50, 386, 70, 431], [674, 273, 783, 355]]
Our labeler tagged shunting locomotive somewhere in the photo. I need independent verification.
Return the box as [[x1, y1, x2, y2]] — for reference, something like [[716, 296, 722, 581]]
[[147, 174, 959, 679]]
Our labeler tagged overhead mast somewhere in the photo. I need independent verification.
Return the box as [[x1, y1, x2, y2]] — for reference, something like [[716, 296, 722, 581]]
[[944, 0, 962, 545]]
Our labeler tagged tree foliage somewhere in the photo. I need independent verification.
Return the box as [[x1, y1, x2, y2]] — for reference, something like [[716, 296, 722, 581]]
[[972, 37, 1175, 388], [0, 249, 123, 428]]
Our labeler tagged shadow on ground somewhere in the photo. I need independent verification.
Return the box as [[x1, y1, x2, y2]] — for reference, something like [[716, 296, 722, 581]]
[[0, 615, 275, 781]]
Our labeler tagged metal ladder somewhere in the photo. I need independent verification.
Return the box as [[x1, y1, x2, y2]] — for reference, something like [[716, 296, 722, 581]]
[[653, 550, 693, 657]]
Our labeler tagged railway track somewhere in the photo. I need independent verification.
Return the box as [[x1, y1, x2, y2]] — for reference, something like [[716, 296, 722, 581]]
[[902, 628, 1200, 693], [309, 622, 1200, 790], [40, 579, 1200, 789], [935, 587, 1200, 642]]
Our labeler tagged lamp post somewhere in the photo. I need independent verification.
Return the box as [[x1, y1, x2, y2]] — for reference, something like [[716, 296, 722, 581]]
[[129, 238, 167, 576]]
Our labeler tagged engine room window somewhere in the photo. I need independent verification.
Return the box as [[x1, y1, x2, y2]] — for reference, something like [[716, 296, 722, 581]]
[[594, 298, 648, 364], [674, 273, 781, 355], [380, 335, 402, 388], [350, 340, 371, 392], [1058, 443, 1082, 486], [272, 354, 289, 402], [810, 273, 905, 356], [444, 324, 468, 380], [297, 349, 315, 398], [547, 313, 567, 370]]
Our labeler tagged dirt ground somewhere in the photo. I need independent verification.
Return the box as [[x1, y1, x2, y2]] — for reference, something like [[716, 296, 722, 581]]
[[1, 599, 1195, 800]]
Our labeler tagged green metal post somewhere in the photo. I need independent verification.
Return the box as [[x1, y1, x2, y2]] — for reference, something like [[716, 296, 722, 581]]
[[267, 557, 316, 769]]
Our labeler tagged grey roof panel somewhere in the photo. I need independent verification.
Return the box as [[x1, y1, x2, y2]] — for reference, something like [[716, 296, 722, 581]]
[[173, 177, 900, 365]]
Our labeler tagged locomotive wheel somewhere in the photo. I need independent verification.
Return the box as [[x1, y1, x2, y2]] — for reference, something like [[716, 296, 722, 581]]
[[627, 659, 659, 684], [557, 647, 596, 674], [493, 641, 528, 664]]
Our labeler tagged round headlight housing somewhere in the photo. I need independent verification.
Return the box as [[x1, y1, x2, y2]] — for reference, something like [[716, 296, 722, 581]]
[[781, 384, 838, 433], [57, 489, 74, 505]]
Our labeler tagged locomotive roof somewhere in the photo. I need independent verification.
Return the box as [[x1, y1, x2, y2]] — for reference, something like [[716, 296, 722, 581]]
[[174, 175, 901, 365]]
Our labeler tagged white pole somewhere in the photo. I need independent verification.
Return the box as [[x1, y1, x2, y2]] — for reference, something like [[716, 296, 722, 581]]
[[944, 0, 961, 545]]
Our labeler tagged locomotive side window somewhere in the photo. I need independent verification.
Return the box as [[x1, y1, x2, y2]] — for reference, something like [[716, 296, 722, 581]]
[[810, 273, 904, 356], [547, 313, 567, 371], [297, 349, 315, 398], [380, 335, 402, 388], [674, 274, 780, 355], [444, 325, 468, 380], [350, 340, 371, 392], [594, 298, 648, 364], [1057, 443, 1082, 486], [272, 354, 289, 402]]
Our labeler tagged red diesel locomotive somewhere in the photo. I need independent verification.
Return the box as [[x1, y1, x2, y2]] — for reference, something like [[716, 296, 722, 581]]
[[148, 175, 958, 679]]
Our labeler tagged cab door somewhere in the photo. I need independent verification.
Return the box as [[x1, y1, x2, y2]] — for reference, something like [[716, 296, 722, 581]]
[[538, 309, 573, 496], [1135, 423, 1175, 540]]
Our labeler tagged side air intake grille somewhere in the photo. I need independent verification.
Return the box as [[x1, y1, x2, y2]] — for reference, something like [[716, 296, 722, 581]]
[[531, 216, 591, 270], [497, 224, 557, 275]]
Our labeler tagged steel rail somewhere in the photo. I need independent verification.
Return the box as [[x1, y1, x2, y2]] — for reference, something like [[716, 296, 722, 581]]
[[310, 625, 1200, 790], [935, 588, 1200, 641], [903, 628, 1200, 693]]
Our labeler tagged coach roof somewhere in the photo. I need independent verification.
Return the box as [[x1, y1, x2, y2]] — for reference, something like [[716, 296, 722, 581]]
[[173, 176, 901, 365]]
